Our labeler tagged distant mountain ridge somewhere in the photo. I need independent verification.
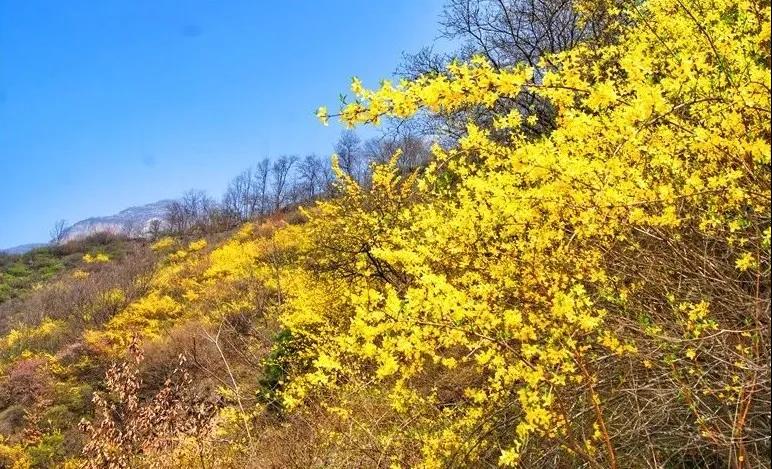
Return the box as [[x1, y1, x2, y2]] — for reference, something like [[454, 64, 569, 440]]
[[2, 243, 48, 255], [60, 199, 174, 242], [1, 200, 174, 254]]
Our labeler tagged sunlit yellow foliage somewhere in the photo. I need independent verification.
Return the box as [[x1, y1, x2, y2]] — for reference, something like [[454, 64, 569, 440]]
[[205, 236, 263, 280], [58, 459, 86, 469], [83, 253, 110, 264], [6, 1, 765, 466], [188, 239, 208, 251], [103, 288, 126, 305], [71, 269, 90, 279], [0, 436, 31, 469], [151, 236, 176, 251], [276, 0, 770, 465], [168, 249, 188, 261], [83, 221, 301, 354], [1, 318, 67, 358]]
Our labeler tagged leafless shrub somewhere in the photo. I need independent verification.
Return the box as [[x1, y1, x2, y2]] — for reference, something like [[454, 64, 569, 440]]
[[79, 338, 218, 468]]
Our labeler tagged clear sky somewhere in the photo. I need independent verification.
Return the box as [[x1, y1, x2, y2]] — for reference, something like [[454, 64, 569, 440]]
[[0, 0, 446, 249]]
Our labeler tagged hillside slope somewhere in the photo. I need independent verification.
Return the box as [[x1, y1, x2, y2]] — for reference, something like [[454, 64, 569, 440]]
[[1, 244, 48, 256], [0, 0, 769, 468]]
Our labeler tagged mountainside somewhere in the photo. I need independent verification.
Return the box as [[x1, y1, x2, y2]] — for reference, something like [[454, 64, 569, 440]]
[[1, 201, 173, 254], [61, 199, 173, 242], [1, 243, 48, 255], [0, 235, 136, 304], [0, 2, 769, 468]]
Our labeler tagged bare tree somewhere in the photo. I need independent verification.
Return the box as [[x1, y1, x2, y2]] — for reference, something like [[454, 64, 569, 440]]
[[147, 219, 163, 240], [222, 159, 271, 222], [297, 154, 332, 200], [49, 219, 68, 244], [223, 168, 255, 222], [396, 46, 450, 80], [182, 190, 204, 228], [395, 0, 624, 142], [438, 0, 587, 69], [197, 193, 220, 233], [270, 156, 297, 211], [164, 190, 219, 235], [185, 190, 220, 233], [364, 132, 431, 173], [203, 205, 233, 232], [122, 219, 141, 239], [164, 201, 186, 235], [254, 158, 270, 217], [335, 131, 365, 183]]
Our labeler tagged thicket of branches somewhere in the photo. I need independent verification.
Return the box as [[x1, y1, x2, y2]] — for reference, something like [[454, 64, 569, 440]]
[[158, 132, 431, 237]]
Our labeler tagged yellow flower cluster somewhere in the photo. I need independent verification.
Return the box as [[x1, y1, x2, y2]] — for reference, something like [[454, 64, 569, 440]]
[[150, 236, 176, 251], [82, 253, 110, 264], [282, 0, 770, 465]]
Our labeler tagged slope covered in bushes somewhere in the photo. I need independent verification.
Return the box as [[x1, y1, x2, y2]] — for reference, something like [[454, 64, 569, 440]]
[[0, 0, 769, 467]]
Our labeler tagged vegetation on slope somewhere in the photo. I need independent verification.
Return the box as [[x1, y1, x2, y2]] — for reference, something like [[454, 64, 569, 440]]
[[0, 0, 769, 467], [0, 234, 140, 304], [0, 250, 64, 304]]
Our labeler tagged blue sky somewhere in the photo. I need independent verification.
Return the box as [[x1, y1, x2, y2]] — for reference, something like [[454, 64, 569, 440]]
[[0, 0, 447, 249]]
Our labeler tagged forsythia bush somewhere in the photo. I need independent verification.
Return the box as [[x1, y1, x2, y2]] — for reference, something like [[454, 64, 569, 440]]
[[1, 1, 768, 467], [82, 253, 110, 264], [287, 0, 771, 466]]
